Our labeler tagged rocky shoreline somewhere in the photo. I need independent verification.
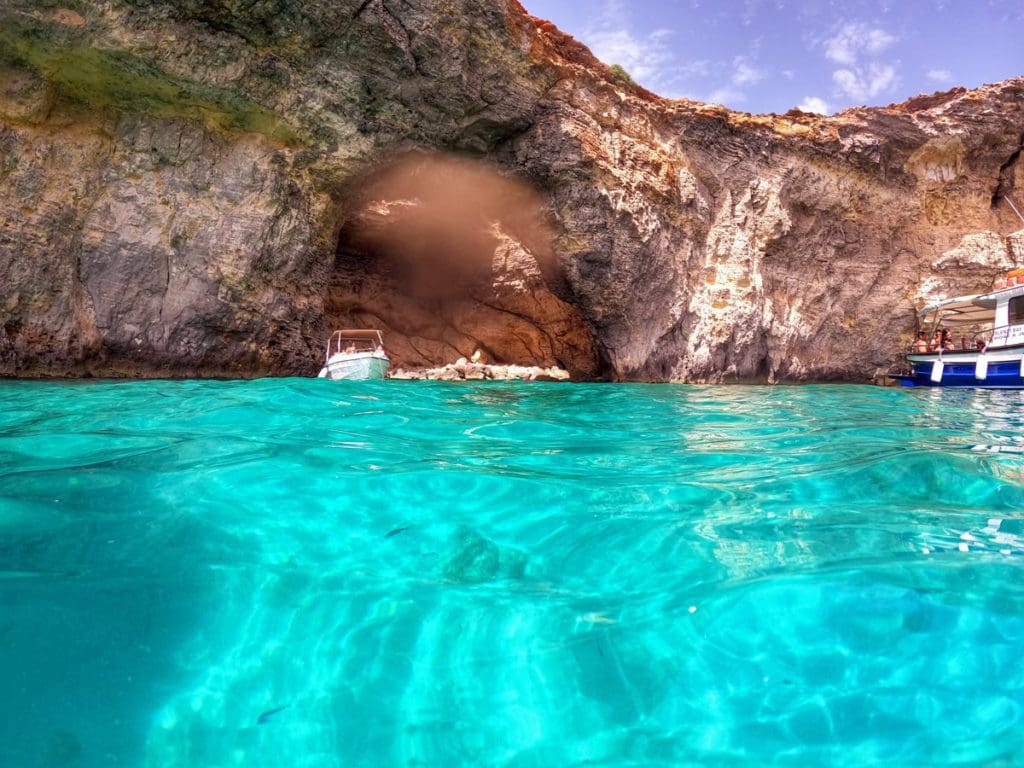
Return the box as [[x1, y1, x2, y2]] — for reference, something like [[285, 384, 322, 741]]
[[389, 357, 570, 382]]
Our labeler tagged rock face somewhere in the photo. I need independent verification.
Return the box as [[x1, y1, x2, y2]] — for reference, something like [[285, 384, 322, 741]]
[[1, 0, 1022, 381]]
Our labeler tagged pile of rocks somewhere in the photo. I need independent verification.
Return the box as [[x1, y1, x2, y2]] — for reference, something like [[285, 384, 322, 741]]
[[390, 357, 570, 382]]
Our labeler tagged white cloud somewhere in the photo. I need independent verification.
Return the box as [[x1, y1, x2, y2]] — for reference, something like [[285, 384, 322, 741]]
[[927, 68, 954, 84], [824, 22, 896, 65], [697, 56, 764, 109], [585, 0, 668, 81], [731, 56, 765, 87], [677, 60, 712, 79], [583, 0, 710, 97], [833, 62, 898, 102], [864, 28, 897, 55], [797, 96, 830, 114], [832, 69, 863, 99], [707, 87, 747, 107], [588, 28, 666, 82], [658, 60, 712, 100], [819, 20, 900, 106]]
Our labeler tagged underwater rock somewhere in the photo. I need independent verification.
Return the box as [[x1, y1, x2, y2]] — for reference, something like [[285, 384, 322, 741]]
[[441, 526, 527, 584]]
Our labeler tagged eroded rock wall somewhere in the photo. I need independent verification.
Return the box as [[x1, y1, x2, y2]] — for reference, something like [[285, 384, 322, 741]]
[[1, 0, 1022, 380]]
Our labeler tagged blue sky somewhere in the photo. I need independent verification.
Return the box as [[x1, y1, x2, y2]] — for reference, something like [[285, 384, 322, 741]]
[[521, 0, 1024, 114]]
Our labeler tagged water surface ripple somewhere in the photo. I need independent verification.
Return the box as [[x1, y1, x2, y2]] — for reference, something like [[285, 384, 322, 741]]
[[2, 380, 1024, 767]]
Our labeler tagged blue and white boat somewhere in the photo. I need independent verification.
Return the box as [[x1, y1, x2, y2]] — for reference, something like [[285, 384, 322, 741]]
[[898, 270, 1024, 387], [317, 329, 390, 381]]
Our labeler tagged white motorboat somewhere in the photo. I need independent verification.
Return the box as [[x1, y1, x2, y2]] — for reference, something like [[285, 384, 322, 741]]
[[317, 329, 390, 381]]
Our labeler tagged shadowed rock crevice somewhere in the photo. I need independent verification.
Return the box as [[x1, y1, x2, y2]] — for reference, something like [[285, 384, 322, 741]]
[[992, 130, 1024, 207]]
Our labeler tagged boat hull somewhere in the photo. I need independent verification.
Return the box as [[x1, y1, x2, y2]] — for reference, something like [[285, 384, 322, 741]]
[[898, 350, 1024, 387], [317, 352, 390, 381]]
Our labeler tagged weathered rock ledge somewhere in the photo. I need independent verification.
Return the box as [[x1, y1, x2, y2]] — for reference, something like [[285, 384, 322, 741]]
[[1, 0, 1022, 382], [390, 358, 570, 382]]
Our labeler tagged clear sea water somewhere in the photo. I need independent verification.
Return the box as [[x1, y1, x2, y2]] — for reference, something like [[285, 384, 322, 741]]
[[2, 379, 1024, 768]]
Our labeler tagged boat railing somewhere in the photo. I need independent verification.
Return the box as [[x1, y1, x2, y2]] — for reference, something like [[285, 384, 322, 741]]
[[906, 328, 990, 354], [905, 324, 1024, 354]]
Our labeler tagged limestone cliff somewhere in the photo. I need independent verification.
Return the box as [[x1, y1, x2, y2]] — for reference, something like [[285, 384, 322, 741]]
[[1, 0, 1022, 381]]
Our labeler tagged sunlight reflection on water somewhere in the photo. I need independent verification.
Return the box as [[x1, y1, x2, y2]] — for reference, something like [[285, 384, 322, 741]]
[[1, 380, 1023, 767]]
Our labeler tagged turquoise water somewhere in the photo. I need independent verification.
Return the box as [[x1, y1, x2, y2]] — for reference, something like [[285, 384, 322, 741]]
[[2, 380, 1024, 767]]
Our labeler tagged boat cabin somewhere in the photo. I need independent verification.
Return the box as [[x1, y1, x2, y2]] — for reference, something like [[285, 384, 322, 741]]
[[917, 268, 1024, 352]]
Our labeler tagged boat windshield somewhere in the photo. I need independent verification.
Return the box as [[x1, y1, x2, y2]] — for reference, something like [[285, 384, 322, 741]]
[[327, 330, 386, 358]]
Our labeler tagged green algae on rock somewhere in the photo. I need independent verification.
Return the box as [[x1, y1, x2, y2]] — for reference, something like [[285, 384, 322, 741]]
[[0, 15, 300, 144]]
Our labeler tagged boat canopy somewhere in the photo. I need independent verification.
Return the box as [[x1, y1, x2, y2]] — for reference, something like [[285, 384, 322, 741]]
[[333, 329, 386, 340], [918, 295, 996, 328], [325, 329, 386, 360]]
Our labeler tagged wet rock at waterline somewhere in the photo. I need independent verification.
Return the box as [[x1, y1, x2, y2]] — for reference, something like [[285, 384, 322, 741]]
[[390, 358, 570, 382]]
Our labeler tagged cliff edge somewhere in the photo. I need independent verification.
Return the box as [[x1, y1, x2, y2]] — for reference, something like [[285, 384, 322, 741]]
[[1, 0, 1022, 380]]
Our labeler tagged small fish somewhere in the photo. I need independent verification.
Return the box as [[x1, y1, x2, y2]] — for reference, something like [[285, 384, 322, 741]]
[[256, 705, 290, 725], [385, 526, 410, 538]]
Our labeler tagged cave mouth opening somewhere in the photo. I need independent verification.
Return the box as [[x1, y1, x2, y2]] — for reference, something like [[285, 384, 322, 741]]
[[324, 152, 602, 377]]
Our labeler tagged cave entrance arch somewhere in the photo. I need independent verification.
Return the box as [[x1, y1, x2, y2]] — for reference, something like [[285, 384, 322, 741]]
[[325, 153, 601, 378]]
